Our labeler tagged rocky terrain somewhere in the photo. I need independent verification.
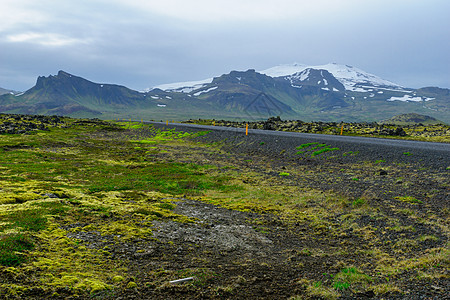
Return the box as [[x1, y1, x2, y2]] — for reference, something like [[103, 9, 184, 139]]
[[0, 114, 65, 134]]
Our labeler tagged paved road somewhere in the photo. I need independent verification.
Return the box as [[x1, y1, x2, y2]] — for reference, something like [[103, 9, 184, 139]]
[[149, 121, 450, 151], [144, 121, 450, 169]]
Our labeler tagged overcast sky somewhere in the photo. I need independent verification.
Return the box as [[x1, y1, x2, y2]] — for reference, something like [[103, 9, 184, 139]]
[[1, 0, 449, 91]]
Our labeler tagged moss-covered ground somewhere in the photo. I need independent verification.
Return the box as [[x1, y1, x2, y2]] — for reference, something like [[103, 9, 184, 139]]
[[0, 115, 448, 299]]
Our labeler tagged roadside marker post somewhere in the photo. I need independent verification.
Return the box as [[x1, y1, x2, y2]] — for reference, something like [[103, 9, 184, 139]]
[[340, 125, 344, 135], [246, 123, 248, 136], [166, 120, 168, 125], [213, 121, 215, 126]]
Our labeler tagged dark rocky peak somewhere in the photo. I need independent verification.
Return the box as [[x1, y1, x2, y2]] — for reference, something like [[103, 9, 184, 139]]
[[286, 68, 345, 91], [211, 69, 279, 90]]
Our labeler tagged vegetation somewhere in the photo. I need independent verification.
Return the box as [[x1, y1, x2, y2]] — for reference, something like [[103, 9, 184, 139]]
[[0, 114, 448, 299]]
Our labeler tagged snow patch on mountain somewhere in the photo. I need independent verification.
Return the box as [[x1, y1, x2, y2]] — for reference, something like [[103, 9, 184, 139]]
[[260, 63, 308, 78], [388, 95, 435, 102], [193, 86, 218, 96], [149, 78, 213, 93]]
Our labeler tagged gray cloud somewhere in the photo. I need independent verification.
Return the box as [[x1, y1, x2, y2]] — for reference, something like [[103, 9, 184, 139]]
[[1, 0, 449, 91]]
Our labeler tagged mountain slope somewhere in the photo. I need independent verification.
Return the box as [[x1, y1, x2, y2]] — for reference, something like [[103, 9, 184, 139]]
[[188, 70, 295, 116]]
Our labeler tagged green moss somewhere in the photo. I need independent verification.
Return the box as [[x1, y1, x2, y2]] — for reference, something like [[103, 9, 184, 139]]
[[395, 196, 423, 204], [0, 234, 34, 266], [112, 275, 125, 282], [334, 267, 372, 284]]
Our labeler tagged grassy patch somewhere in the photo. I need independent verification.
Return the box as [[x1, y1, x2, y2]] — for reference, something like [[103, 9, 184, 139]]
[[0, 234, 34, 266], [295, 143, 339, 157], [352, 198, 366, 208], [395, 196, 423, 204]]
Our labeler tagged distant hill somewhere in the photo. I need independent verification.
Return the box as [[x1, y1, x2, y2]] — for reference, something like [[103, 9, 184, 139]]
[[382, 113, 445, 125], [0, 87, 19, 96]]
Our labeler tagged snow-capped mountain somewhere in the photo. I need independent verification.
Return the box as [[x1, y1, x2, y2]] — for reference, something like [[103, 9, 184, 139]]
[[151, 63, 406, 94], [260, 63, 404, 92]]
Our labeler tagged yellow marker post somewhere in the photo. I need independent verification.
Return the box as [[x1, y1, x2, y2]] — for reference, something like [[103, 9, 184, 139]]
[[213, 121, 215, 126], [340, 124, 344, 135], [166, 120, 169, 125], [246, 123, 248, 136], [141, 119, 143, 123]]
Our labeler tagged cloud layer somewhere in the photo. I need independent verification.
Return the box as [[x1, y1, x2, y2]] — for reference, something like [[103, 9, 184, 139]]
[[1, 0, 449, 91]]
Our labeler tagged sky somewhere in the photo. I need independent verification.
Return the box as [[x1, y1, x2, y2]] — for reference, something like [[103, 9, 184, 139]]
[[1, 0, 449, 92]]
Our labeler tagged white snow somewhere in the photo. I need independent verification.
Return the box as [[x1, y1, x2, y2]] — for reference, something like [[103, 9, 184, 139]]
[[323, 78, 328, 85], [236, 77, 242, 81], [350, 87, 369, 92], [259, 63, 307, 77], [193, 86, 218, 96], [151, 96, 159, 99], [260, 63, 403, 91], [317, 80, 321, 85], [150, 78, 212, 93], [378, 91, 384, 94], [332, 88, 339, 92], [165, 96, 172, 99], [387, 95, 423, 102], [157, 104, 166, 107], [100, 85, 104, 88], [15, 92, 25, 97], [321, 87, 330, 91]]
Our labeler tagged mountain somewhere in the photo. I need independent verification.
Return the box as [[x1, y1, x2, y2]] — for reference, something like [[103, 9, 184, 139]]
[[1, 65, 449, 123], [0, 70, 295, 119], [0, 87, 19, 96], [150, 63, 448, 122], [0, 71, 156, 117]]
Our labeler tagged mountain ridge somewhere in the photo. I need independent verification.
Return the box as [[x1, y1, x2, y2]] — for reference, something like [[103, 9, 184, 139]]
[[0, 65, 448, 123]]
